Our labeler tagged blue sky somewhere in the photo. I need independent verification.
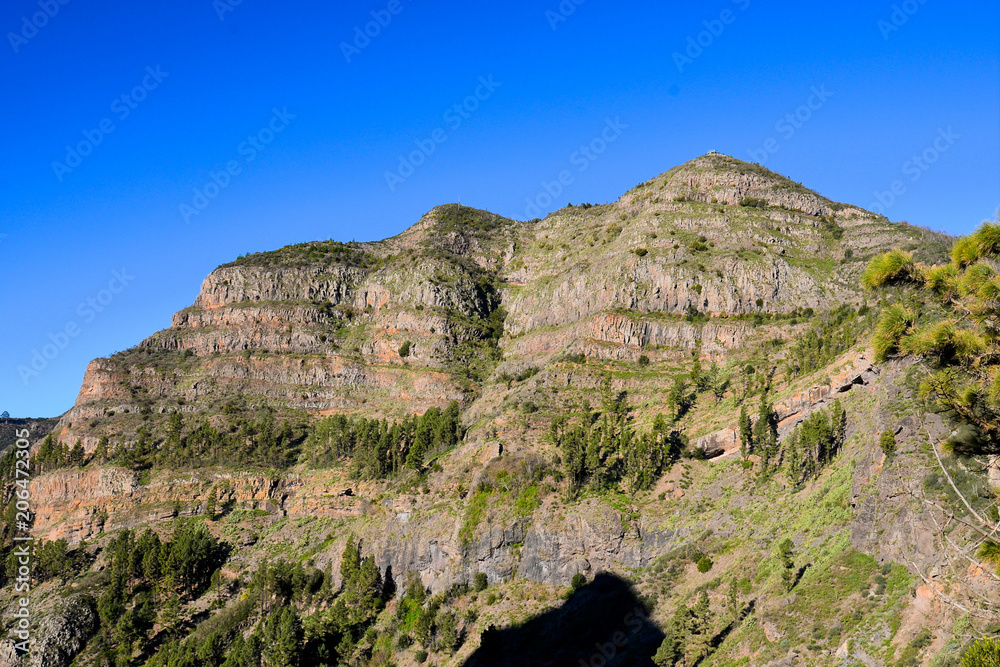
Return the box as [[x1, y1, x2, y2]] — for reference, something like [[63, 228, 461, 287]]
[[1, 0, 998, 417]]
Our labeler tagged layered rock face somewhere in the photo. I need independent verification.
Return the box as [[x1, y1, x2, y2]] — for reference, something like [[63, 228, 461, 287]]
[[35, 153, 952, 573], [54, 154, 946, 451]]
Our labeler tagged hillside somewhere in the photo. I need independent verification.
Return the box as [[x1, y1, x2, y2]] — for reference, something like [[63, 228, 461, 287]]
[[2, 153, 994, 667], [0, 417, 59, 453]]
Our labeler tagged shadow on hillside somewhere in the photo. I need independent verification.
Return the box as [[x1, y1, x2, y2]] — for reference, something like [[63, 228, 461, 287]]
[[462, 572, 663, 667], [792, 563, 811, 590], [706, 599, 755, 657]]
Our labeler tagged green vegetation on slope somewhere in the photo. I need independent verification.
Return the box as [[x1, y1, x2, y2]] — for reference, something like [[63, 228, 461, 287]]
[[866, 221, 1000, 455]]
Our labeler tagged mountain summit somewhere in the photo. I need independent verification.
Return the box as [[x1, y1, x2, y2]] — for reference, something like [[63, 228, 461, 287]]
[[9, 156, 986, 667], [55, 155, 947, 443]]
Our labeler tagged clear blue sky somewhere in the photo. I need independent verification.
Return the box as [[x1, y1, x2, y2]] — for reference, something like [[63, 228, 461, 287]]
[[1, 0, 998, 417]]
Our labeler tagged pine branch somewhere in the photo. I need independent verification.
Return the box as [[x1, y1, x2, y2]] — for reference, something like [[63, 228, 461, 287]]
[[926, 428, 995, 530]]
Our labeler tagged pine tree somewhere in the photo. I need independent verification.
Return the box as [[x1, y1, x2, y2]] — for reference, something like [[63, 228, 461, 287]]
[[160, 592, 181, 637], [727, 576, 741, 620], [690, 358, 703, 391], [706, 362, 730, 404], [738, 406, 752, 460], [414, 608, 434, 647], [205, 492, 217, 520], [438, 611, 459, 652], [69, 441, 85, 465], [340, 536, 361, 590], [318, 561, 333, 601], [753, 397, 777, 471], [262, 606, 302, 667], [687, 591, 714, 664], [653, 628, 680, 667], [166, 411, 183, 447], [656, 604, 692, 667], [785, 430, 802, 485], [584, 436, 604, 489], [831, 399, 847, 455], [350, 556, 384, 620], [94, 436, 110, 461], [778, 538, 796, 591], [666, 377, 694, 420]]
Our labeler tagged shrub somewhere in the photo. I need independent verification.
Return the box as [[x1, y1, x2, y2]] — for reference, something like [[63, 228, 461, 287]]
[[962, 638, 1000, 667], [696, 556, 713, 573], [900, 320, 985, 362], [473, 572, 488, 592], [571, 572, 587, 591], [398, 341, 412, 358], [739, 197, 767, 208], [638, 354, 650, 367], [871, 304, 914, 362], [976, 539, 1000, 574], [924, 263, 958, 294], [953, 223, 1000, 268], [513, 485, 540, 516], [879, 430, 897, 456], [973, 222, 1000, 257], [861, 249, 917, 290], [635, 248, 648, 257], [415, 649, 428, 663]]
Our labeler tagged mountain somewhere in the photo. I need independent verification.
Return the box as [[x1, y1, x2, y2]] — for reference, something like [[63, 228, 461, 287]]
[[0, 417, 59, 452], [54, 152, 948, 449], [4, 153, 992, 667]]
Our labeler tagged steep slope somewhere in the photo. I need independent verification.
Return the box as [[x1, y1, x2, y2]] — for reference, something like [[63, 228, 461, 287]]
[[54, 154, 948, 453], [4, 153, 989, 667]]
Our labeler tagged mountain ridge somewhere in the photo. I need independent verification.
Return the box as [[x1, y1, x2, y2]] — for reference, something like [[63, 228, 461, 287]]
[[5, 153, 989, 667], [53, 153, 950, 447]]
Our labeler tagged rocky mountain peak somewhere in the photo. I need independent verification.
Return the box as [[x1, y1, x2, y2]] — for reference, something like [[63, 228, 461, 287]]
[[623, 151, 868, 220]]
